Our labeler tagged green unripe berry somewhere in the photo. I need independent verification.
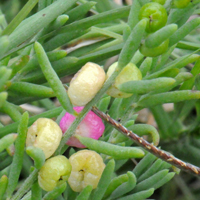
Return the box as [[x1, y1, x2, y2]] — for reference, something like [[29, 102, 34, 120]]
[[152, 0, 166, 5], [139, 39, 169, 57], [172, 0, 191, 8], [106, 62, 142, 98], [139, 2, 167, 33], [38, 155, 72, 191]]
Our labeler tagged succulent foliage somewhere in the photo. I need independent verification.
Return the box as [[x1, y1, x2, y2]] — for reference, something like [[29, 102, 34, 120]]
[[0, 0, 200, 199]]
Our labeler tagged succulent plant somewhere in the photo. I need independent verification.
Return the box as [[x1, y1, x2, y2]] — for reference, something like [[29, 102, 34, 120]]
[[0, 0, 200, 199]]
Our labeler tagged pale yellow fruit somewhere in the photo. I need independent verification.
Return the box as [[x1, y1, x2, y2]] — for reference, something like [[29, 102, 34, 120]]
[[26, 118, 62, 159], [68, 150, 105, 192], [68, 62, 106, 106], [106, 62, 142, 98], [38, 155, 72, 191]]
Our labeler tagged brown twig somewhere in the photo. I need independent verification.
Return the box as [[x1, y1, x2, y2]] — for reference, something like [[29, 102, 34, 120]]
[[92, 106, 200, 176]]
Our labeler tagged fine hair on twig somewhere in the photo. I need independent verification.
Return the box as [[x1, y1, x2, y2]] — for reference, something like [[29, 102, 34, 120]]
[[92, 106, 200, 176]]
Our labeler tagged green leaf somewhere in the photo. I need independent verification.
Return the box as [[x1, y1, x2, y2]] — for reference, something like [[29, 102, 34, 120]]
[[138, 90, 200, 107], [44, 6, 130, 51], [109, 171, 137, 199], [7, 0, 78, 53], [145, 53, 199, 80], [75, 185, 93, 200], [96, 96, 111, 113], [20, 50, 67, 75], [130, 124, 160, 146], [2, 0, 40, 36], [8, 82, 55, 98], [0, 134, 17, 153], [34, 41, 75, 115], [138, 159, 163, 182], [11, 168, 38, 200], [139, 57, 152, 77], [26, 146, 45, 169], [0, 67, 12, 92], [133, 170, 169, 192], [89, 159, 115, 200], [180, 58, 200, 90], [117, 188, 154, 200], [76, 135, 145, 159], [0, 36, 9, 58], [133, 153, 157, 178], [0, 101, 22, 122], [153, 172, 175, 189], [118, 18, 147, 68], [0, 92, 7, 107], [66, 2, 97, 24], [167, 5, 193, 24], [123, 0, 141, 40], [169, 17, 200, 46], [117, 78, 175, 94], [31, 181, 42, 200], [0, 175, 8, 200], [42, 183, 67, 200], [6, 112, 29, 198], [145, 24, 178, 48], [104, 174, 128, 199]]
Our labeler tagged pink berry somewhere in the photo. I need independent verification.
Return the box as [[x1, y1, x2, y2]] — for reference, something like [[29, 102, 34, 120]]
[[59, 107, 105, 148]]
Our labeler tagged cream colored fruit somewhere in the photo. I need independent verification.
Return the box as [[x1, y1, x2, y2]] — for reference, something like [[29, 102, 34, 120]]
[[26, 118, 62, 159], [68, 62, 106, 106], [38, 155, 72, 191], [68, 150, 105, 192], [106, 62, 142, 98]]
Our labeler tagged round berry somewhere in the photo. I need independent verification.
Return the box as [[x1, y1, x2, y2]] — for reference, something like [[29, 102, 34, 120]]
[[106, 62, 142, 98], [59, 107, 105, 148], [38, 155, 72, 191], [68, 62, 106, 106], [26, 118, 62, 159], [152, 0, 166, 5], [139, 2, 168, 33], [139, 39, 169, 57], [172, 0, 191, 8], [68, 150, 105, 192]]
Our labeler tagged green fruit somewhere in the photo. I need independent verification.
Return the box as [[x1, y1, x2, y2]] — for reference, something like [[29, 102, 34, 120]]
[[106, 62, 142, 98], [139, 39, 169, 57], [152, 0, 166, 5], [172, 0, 190, 8], [139, 2, 167, 33], [38, 155, 72, 191]]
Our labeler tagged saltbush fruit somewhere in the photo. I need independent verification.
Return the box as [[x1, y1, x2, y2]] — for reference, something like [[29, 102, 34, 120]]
[[140, 39, 169, 57], [139, 2, 168, 33], [172, 0, 191, 8], [59, 106, 105, 148], [38, 155, 72, 191], [26, 118, 62, 159], [68, 62, 106, 106], [68, 150, 105, 192], [106, 62, 142, 98], [152, 0, 166, 5]]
